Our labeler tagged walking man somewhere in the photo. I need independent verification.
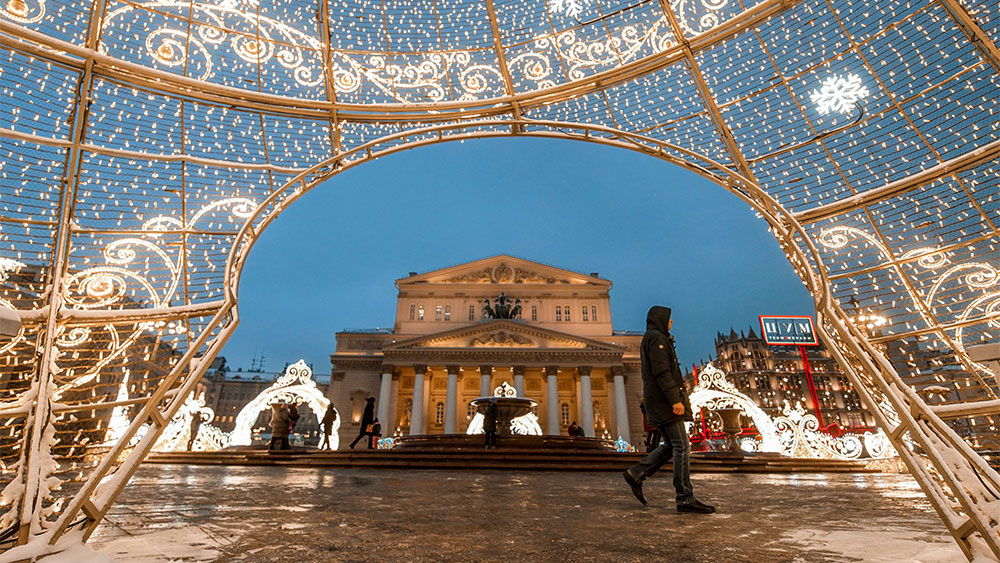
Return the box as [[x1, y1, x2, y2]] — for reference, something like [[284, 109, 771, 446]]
[[623, 306, 715, 513]]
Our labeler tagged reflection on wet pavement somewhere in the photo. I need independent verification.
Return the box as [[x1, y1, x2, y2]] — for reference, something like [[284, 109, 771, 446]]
[[90, 465, 963, 562]]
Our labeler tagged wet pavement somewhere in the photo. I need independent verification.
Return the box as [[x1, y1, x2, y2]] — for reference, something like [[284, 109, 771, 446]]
[[90, 465, 963, 562]]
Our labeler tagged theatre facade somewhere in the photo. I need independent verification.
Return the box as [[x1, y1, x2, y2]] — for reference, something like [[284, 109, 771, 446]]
[[328, 256, 644, 444]]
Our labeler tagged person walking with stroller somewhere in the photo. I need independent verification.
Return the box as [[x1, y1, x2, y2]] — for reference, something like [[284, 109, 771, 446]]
[[623, 306, 715, 513]]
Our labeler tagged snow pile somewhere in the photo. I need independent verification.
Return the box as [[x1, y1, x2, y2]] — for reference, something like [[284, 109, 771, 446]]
[[92, 527, 226, 562], [785, 528, 962, 562]]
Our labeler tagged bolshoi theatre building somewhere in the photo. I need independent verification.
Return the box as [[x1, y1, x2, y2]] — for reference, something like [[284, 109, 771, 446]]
[[328, 256, 644, 443]]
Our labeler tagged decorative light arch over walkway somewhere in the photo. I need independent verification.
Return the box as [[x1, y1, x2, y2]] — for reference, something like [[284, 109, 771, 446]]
[[0, 0, 999, 559], [229, 359, 337, 448]]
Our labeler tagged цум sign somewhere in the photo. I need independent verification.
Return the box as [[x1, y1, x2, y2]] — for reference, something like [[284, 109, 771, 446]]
[[759, 315, 819, 346]]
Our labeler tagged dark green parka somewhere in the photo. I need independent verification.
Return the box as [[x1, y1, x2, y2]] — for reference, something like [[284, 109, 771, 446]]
[[641, 306, 693, 427]]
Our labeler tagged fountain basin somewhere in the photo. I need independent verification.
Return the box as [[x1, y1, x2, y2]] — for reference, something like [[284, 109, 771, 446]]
[[471, 396, 537, 436]]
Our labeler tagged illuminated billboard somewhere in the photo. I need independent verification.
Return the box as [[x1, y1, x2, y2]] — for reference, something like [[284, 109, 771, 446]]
[[759, 315, 819, 346]]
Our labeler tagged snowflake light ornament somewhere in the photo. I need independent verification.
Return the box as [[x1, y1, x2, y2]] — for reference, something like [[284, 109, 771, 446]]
[[809, 73, 870, 115], [548, 0, 587, 18]]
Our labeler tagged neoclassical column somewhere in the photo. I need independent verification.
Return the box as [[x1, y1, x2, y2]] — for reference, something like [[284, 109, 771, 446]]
[[578, 366, 595, 438], [377, 365, 394, 429], [545, 366, 560, 435], [479, 365, 492, 397], [612, 366, 630, 442], [512, 365, 525, 397], [445, 365, 460, 434], [410, 365, 427, 436]]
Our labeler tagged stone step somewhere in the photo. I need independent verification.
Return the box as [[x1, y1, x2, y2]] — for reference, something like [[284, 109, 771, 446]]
[[147, 449, 886, 473]]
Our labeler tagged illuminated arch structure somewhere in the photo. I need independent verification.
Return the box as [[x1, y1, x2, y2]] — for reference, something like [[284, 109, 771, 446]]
[[228, 359, 337, 448], [0, 0, 998, 558]]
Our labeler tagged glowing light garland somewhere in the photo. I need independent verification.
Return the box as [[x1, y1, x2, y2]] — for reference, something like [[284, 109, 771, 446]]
[[819, 225, 1000, 382], [690, 364, 895, 460]]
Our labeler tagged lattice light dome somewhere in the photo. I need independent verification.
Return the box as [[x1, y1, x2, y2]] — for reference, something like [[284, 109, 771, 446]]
[[0, 0, 998, 559]]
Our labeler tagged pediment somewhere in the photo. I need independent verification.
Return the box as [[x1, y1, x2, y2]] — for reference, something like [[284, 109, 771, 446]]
[[397, 255, 609, 287], [384, 320, 624, 352]]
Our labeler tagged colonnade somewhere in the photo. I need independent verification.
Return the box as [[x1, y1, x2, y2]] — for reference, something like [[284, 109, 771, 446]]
[[378, 363, 632, 441]]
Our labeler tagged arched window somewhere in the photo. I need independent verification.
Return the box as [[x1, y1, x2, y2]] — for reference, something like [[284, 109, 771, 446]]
[[531, 305, 537, 321], [591, 305, 598, 322], [564, 306, 571, 322], [435, 402, 445, 425], [582, 306, 588, 321], [409, 304, 416, 320], [560, 403, 570, 426], [418, 305, 424, 320], [435, 305, 442, 320], [555, 306, 562, 321]]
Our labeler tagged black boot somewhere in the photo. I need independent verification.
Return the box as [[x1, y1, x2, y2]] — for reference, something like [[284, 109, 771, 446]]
[[622, 471, 647, 506], [677, 499, 715, 514]]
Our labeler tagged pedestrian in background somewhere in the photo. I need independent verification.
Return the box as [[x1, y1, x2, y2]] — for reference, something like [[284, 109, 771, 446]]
[[369, 418, 382, 449], [320, 403, 337, 450], [269, 401, 291, 451], [483, 399, 498, 450], [350, 396, 376, 449]]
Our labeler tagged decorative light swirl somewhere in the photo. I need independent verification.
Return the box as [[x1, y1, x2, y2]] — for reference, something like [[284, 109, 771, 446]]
[[330, 18, 671, 103], [63, 269, 130, 308], [188, 197, 258, 227], [102, 1, 324, 88], [819, 225, 999, 384], [900, 247, 950, 269], [0, 0, 45, 24], [670, 0, 730, 36], [54, 327, 91, 348]]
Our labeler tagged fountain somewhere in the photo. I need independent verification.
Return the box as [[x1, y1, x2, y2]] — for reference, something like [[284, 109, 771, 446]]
[[470, 382, 537, 436], [394, 381, 612, 451]]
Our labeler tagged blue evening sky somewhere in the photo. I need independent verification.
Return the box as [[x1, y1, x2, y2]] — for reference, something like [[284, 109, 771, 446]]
[[222, 137, 814, 373]]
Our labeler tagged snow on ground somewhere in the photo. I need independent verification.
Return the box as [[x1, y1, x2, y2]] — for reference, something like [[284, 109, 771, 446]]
[[90, 527, 228, 563], [785, 528, 964, 562]]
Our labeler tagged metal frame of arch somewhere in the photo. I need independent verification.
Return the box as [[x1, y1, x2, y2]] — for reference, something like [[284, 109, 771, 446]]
[[0, 0, 999, 559]]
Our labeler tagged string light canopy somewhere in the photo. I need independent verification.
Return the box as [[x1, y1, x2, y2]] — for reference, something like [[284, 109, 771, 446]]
[[0, 0, 998, 559]]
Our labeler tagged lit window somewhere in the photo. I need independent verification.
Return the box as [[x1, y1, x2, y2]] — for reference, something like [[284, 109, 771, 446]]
[[445, 305, 451, 321], [531, 305, 537, 321], [435, 402, 445, 425], [564, 306, 571, 322], [435, 305, 442, 321], [555, 306, 562, 321], [469, 305, 475, 321], [418, 306, 424, 320], [582, 306, 588, 322], [409, 304, 415, 321], [591, 306, 597, 322], [560, 403, 570, 426]]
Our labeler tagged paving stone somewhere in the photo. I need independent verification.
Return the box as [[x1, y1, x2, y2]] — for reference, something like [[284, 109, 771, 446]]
[[90, 464, 963, 562]]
